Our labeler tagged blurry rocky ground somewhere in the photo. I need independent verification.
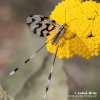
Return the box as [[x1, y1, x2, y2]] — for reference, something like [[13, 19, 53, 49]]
[[0, 0, 100, 100], [0, 85, 14, 100]]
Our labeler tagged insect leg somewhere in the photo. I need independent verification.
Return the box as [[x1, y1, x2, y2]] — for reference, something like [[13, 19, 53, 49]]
[[9, 40, 50, 76], [44, 45, 59, 99]]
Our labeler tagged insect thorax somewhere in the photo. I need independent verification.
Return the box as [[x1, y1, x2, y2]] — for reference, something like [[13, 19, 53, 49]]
[[51, 24, 66, 45]]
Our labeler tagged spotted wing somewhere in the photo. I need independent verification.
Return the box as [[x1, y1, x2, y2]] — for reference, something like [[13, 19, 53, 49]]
[[26, 15, 59, 37]]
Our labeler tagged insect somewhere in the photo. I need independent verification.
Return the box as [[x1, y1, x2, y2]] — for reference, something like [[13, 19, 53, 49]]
[[10, 14, 75, 99]]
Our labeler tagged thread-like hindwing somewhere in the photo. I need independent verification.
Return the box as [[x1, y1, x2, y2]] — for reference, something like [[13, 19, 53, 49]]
[[27, 15, 57, 37]]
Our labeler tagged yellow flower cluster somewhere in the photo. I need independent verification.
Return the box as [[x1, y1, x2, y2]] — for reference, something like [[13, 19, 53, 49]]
[[46, 0, 100, 59]]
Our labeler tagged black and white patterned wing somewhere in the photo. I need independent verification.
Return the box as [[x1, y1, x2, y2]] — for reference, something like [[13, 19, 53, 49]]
[[27, 15, 49, 26], [26, 15, 60, 37]]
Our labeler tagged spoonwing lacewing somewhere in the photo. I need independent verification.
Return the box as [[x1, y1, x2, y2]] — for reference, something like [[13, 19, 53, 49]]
[[10, 14, 76, 99]]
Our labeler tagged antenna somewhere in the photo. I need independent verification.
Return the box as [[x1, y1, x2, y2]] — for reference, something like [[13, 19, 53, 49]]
[[65, 7, 66, 24]]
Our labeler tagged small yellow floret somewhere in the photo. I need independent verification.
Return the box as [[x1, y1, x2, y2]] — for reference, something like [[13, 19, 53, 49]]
[[46, 0, 100, 59]]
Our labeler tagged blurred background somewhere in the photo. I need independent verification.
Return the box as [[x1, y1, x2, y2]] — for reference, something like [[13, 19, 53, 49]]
[[0, 0, 100, 100]]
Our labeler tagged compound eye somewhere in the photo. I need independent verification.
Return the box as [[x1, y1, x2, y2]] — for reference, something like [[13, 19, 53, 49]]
[[65, 23, 67, 26]]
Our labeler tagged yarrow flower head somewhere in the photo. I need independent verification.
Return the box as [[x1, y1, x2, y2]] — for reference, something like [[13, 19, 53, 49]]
[[46, 0, 100, 59]]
